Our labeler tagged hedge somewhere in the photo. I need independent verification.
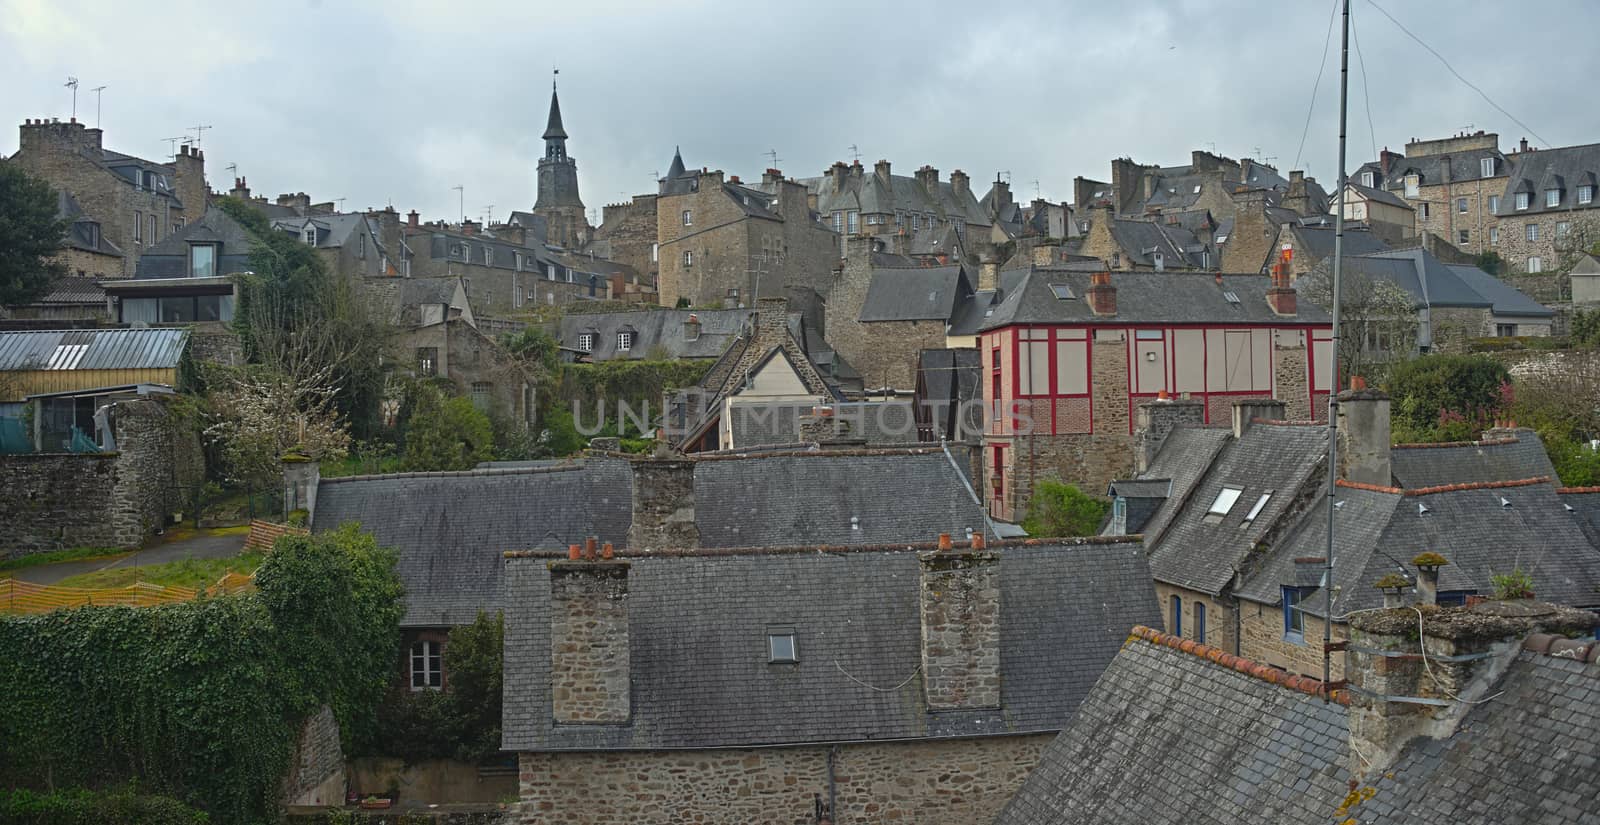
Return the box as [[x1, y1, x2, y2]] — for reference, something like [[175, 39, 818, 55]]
[[0, 787, 208, 825]]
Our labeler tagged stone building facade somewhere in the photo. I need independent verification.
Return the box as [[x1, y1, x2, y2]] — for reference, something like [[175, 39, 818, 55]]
[[8, 118, 206, 277], [1354, 133, 1508, 256], [823, 241, 963, 391], [590, 194, 658, 284], [399, 317, 536, 428], [656, 157, 839, 308], [398, 219, 594, 313]]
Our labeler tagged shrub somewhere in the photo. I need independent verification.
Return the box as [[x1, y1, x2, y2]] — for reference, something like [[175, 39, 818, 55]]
[[356, 612, 503, 765], [1021, 481, 1111, 538], [401, 387, 494, 471], [1544, 435, 1600, 487], [1386, 354, 1512, 441], [0, 787, 207, 825], [1572, 307, 1600, 348], [1491, 568, 1536, 600]]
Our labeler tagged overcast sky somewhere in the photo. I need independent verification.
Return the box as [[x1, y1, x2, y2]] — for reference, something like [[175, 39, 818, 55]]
[[5, 0, 1599, 225]]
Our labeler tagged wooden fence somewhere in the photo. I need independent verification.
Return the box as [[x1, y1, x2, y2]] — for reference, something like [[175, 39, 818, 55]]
[[2, 578, 200, 615], [244, 519, 308, 552]]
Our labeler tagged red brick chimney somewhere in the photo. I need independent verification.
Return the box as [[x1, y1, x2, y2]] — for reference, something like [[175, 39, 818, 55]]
[[407, 210, 420, 228], [1087, 271, 1116, 316], [1267, 259, 1297, 316]]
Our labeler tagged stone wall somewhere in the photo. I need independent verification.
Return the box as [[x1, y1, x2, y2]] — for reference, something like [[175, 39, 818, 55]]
[[188, 324, 244, 367], [549, 561, 631, 724], [1272, 334, 1313, 420], [822, 238, 949, 387], [282, 706, 345, 808], [516, 733, 1051, 825], [1153, 582, 1237, 656], [918, 548, 1001, 709], [1238, 600, 1347, 681], [0, 397, 193, 557], [594, 195, 659, 283], [58, 246, 124, 280], [1428, 306, 1495, 352]]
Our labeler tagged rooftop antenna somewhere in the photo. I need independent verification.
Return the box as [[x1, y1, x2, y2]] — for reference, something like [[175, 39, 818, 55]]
[[998, 170, 1011, 184], [451, 185, 464, 224], [1206, 141, 1218, 153], [90, 85, 106, 127], [1321, 0, 1352, 704], [337, 197, 347, 212], [225, 162, 238, 179], [483, 204, 494, 224], [1031, 180, 1041, 199], [64, 77, 79, 119], [764, 148, 781, 168], [848, 144, 861, 162], [163, 136, 187, 156], [189, 124, 212, 148]]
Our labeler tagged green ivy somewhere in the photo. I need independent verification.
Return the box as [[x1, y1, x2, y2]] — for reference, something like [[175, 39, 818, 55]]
[[0, 525, 404, 824], [0, 787, 208, 825], [557, 360, 710, 411]]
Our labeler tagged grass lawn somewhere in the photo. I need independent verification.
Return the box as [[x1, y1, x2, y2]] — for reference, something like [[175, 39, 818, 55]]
[[52, 550, 266, 591], [0, 547, 129, 575]]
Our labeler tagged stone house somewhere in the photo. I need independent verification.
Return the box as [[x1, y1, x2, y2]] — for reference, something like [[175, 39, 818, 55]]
[[977, 268, 1332, 521], [1079, 205, 1213, 271], [787, 158, 994, 257], [271, 212, 393, 279], [1109, 387, 1600, 681], [995, 603, 1600, 825], [396, 217, 597, 314], [307, 448, 1000, 694], [826, 239, 975, 392], [388, 283, 536, 429], [655, 150, 839, 309], [502, 532, 1159, 825], [101, 207, 251, 327], [1492, 139, 1600, 274], [587, 193, 659, 286], [913, 347, 982, 443], [51, 190, 125, 279], [7, 117, 207, 277], [1353, 132, 1509, 256], [1270, 222, 1393, 282]]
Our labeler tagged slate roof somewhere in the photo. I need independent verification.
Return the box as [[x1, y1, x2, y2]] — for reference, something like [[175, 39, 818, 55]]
[[397, 277, 464, 308], [1147, 423, 1328, 595], [1121, 425, 1232, 546], [724, 400, 920, 448], [270, 213, 380, 251], [1107, 218, 1209, 269], [542, 87, 567, 140], [1495, 142, 1600, 217], [1331, 248, 1550, 314], [981, 269, 1330, 331], [999, 625, 1600, 825], [796, 165, 993, 229], [56, 191, 123, 257], [1390, 433, 1557, 488], [995, 629, 1350, 825], [692, 450, 987, 547], [1385, 145, 1507, 192], [501, 538, 1161, 751], [1446, 263, 1554, 317], [1290, 224, 1393, 261], [311, 460, 633, 627], [1237, 478, 1600, 614], [915, 347, 982, 441], [0, 327, 188, 371], [559, 308, 754, 360], [1348, 181, 1411, 209], [857, 265, 970, 322], [134, 207, 256, 279], [29, 277, 106, 305]]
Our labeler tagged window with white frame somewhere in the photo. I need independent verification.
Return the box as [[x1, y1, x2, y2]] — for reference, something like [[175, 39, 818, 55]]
[[133, 210, 143, 243], [681, 209, 693, 226], [617, 331, 633, 351], [1360, 171, 1374, 188], [1528, 256, 1543, 273], [1516, 191, 1530, 210], [410, 640, 442, 690], [847, 210, 859, 233], [577, 332, 594, 352], [1558, 221, 1571, 239], [1489, 226, 1499, 244], [303, 226, 317, 245], [1458, 229, 1469, 245], [1207, 486, 1244, 518], [1488, 195, 1500, 212], [470, 381, 492, 412], [483, 246, 493, 265], [1527, 223, 1540, 242], [1420, 202, 1430, 219], [1480, 157, 1495, 178], [682, 250, 693, 267], [189, 244, 217, 278], [832, 211, 844, 232], [1404, 175, 1420, 198], [148, 215, 157, 243], [1547, 189, 1561, 208], [1580, 185, 1595, 205]]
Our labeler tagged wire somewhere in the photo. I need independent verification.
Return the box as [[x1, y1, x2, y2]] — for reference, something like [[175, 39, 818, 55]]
[[1365, 0, 1551, 149], [1350, 3, 1379, 162], [1292, 0, 1343, 172], [834, 659, 921, 692], [1410, 605, 1505, 705]]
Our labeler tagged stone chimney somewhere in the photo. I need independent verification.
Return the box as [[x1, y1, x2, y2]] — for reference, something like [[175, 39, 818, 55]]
[[548, 546, 631, 724], [762, 168, 784, 187], [627, 458, 698, 551], [919, 534, 1001, 710], [950, 169, 970, 199], [1282, 170, 1314, 215], [830, 161, 849, 188], [407, 209, 420, 229], [460, 219, 480, 235], [1413, 552, 1446, 606], [1134, 397, 1205, 473], [277, 192, 311, 212], [1335, 388, 1392, 486], [1232, 398, 1286, 439], [915, 165, 940, 192], [1439, 155, 1452, 184], [754, 295, 789, 345], [874, 159, 891, 182], [281, 452, 321, 524], [1086, 271, 1116, 316], [229, 177, 251, 199], [1379, 147, 1399, 176], [1519, 136, 1530, 153], [1345, 601, 1598, 776], [172, 144, 207, 222], [683, 313, 701, 341]]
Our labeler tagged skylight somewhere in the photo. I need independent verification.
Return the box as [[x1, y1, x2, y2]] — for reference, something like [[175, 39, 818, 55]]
[[1222, 291, 1241, 304], [1241, 492, 1273, 524], [1208, 486, 1244, 516], [1049, 283, 1076, 300], [767, 629, 798, 663]]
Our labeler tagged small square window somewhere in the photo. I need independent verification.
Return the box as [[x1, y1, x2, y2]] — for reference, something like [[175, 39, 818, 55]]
[[1528, 256, 1543, 273], [617, 331, 634, 351], [1516, 192, 1530, 210], [1580, 185, 1595, 205], [577, 333, 594, 352], [1360, 171, 1374, 188], [1558, 221, 1572, 238], [681, 250, 693, 267], [767, 629, 797, 663], [1526, 223, 1540, 242], [1457, 197, 1468, 213], [410, 640, 442, 690]]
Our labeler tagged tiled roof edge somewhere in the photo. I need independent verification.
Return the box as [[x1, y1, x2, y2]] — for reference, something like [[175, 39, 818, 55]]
[[1334, 479, 1403, 494], [1520, 633, 1600, 664], [1391, 436, 1520, 449], [1402, 476, 1552, 497], [1250, 417, 1322, 427], [1557, 486, 1600, 494], [318, 462, 586, 484], [1126, 625, 1351, 705], [687, 446, 948, 462], [503, 535, 1143, 559]]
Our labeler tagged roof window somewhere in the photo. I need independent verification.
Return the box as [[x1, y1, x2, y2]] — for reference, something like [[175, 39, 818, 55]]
[[1049, 283, 1076, 300], [767, 628, 798, 663], [1241, 492, 1273, 524], [1207, 485, 1244, 518], [1222, 291, 1241, 304]]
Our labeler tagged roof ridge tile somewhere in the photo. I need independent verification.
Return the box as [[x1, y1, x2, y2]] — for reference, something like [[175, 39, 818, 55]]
[[1556, 486, 1600, 494], [1392, 436, 1520, 449], [1127, 625, 1350, 704], [1402, 476, 1551, 497], [503, 535, 1143, 559], [318, 462, 587, 484]]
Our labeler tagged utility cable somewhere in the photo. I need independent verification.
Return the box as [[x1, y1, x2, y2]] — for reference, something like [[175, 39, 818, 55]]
[[1350, 3, 1379, 162], [1292, 0, 1344, 172], [834, 660, 921, 692]]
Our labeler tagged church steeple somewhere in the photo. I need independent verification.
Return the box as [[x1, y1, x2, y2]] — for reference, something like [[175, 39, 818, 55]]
[[543, 82, 568, 161], [533, 71, 587, 248]]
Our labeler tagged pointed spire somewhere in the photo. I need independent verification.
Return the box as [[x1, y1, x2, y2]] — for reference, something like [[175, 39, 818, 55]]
[[666, 146, 685, 179], [543, 84, 567, 141]]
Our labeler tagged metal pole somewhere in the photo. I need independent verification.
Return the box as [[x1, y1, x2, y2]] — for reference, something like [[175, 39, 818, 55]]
[[1323, 0, 1351, 698]]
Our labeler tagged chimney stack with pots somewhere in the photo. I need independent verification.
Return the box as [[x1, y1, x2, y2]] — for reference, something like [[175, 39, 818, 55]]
[[407, 210, 420, 228], [919, 533, 1002, 710], [1087, 271, 1117, 316]]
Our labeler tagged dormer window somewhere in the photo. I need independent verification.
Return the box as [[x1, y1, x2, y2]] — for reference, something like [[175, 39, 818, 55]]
[[1360, 171, 1374, 188], [303, 226, 317, 245], [1403, 174, 1420, 198], [767, 628, 798, 663], [189, 243, 217, 278], [1480, 157, 1495, 178], [617, 331, 633, 351], [1581, 185, 1595, 205], [1152, 252, 1165, 271], [577, 332, 595, 352], [1546, 188, 1561, 208], [1516, 191, 1530, 210]]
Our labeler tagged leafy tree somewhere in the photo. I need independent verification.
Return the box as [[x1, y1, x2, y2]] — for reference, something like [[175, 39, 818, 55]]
[[500, 326, 562, 375], [1543, 435, 1600, 487], [202, 363, 351, 489], [1386, 354, 1512, 442], [1021, 480, 1110, 537], [400, 386, 493, 471], [0, 163, 68, 304], [1297, 262, 1419, 384], [1572, 307, 1600, 348], [1475, 250, 1504, 276]]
